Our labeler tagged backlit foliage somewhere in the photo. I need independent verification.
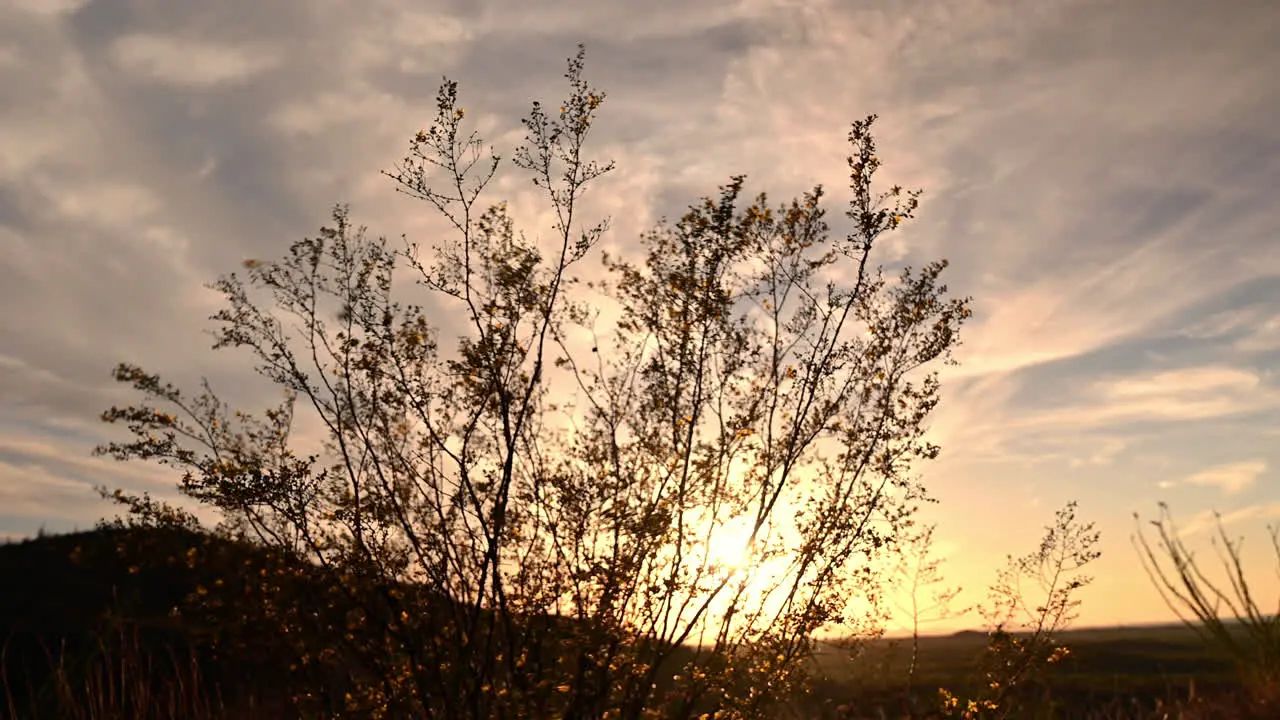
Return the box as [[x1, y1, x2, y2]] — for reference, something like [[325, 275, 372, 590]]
[[1135, 503, 1280, 698], [938, 502, 1101, 719], [96, 47, 970, 719]]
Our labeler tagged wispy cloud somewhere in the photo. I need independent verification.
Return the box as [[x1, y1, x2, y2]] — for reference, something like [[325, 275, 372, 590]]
[[1176, 502, 1280, 538], [110, 35, 279, 87], [10, 0, 88, 18], [1162, 460, 1269, 496], [934, 364, 1279, 467], [1238, 315, 1280, 354]]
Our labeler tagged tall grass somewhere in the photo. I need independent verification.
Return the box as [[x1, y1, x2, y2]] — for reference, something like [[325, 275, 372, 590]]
[[2, 621, 274, 720], [1134, 503, 1280, 699]]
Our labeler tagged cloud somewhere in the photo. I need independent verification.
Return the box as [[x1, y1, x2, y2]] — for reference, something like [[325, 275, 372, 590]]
[[9, 0, 88, 17], [1177, 460, 1268, 496], [1174, 301, 1280, 355], [1068, 437, 1130, 468], [1177, 502, 1280, 537], [109, 34, 278, 87], [0, 424, 212, 536], [0, 463, 99, 520], [933, 363, 1279, 467], [1094, 367, 1268, 422], [1237, 315, 1280, 354], [1179, 306, 1265, 341]]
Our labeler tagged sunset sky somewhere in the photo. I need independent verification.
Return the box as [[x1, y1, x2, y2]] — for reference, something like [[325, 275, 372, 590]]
[[1, 0, 1277, 633]]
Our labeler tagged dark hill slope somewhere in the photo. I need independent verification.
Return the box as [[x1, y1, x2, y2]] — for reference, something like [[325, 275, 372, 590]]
[[1, 526, 359, 717], [0, 526, 694, 718]]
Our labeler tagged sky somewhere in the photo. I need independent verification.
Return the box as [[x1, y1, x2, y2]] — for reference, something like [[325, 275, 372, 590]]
[[1, 0, 1278, 633]]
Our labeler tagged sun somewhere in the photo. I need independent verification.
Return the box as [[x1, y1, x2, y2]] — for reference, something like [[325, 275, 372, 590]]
[[702, 514, 758, 573]]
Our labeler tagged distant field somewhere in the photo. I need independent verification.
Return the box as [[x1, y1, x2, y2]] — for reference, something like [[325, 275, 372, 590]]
[[803, 624, 1243, 715]]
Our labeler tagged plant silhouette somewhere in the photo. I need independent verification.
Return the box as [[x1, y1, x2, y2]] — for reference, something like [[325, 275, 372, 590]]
[[92, 46, 970, 719]]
